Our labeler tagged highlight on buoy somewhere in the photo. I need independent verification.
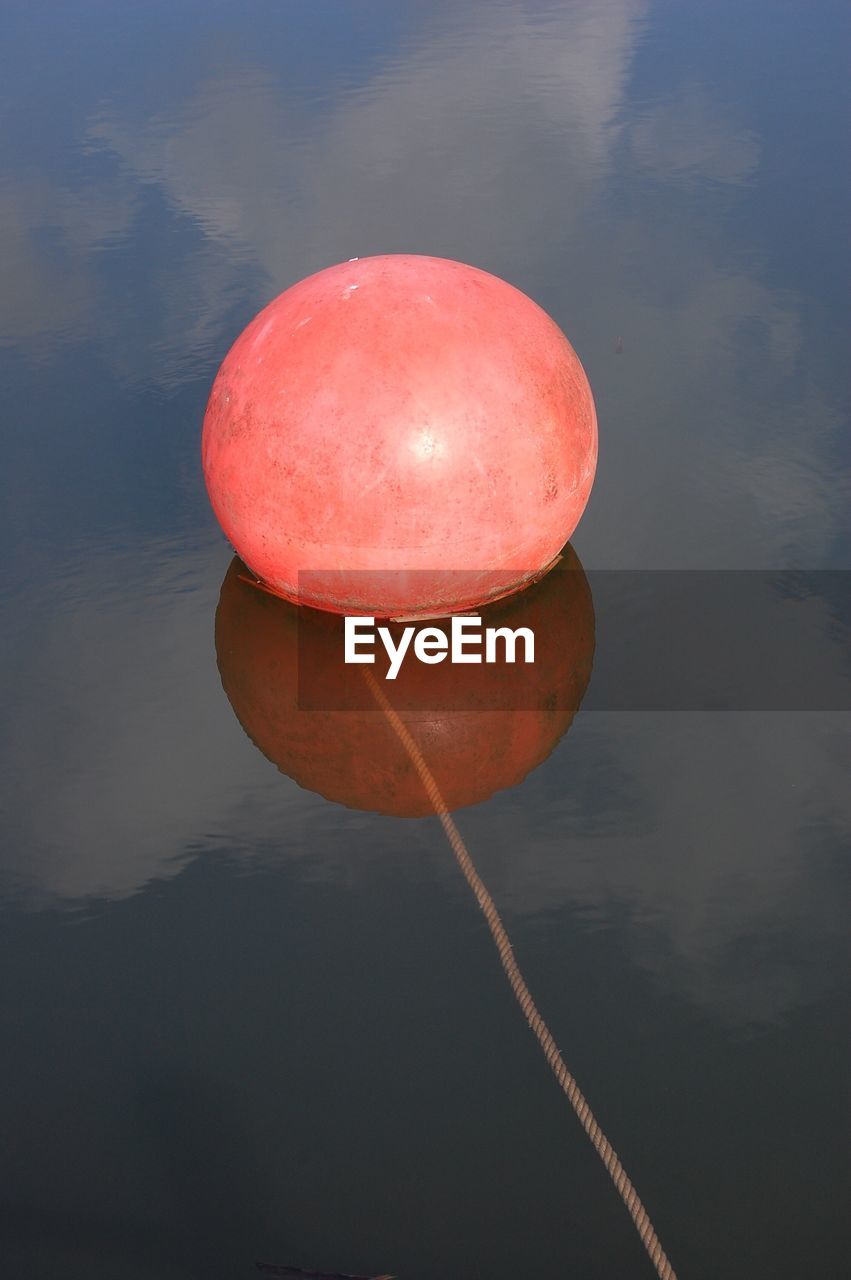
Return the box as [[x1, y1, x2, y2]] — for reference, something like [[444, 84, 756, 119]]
[[202, 254, 597, 618]]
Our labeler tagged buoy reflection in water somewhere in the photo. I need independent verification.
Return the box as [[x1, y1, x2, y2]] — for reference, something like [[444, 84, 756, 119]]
[[215, 548, 594, 816]]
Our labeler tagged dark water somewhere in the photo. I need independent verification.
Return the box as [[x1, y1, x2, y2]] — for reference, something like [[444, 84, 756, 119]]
[[1, 2, 849, 1277]]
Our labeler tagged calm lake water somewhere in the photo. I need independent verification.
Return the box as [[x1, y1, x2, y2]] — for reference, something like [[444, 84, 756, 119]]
[[1, 2, 849, 1277]]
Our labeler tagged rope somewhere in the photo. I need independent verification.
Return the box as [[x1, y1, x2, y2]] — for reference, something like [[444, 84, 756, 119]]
[[363, 667, 678, 1280]]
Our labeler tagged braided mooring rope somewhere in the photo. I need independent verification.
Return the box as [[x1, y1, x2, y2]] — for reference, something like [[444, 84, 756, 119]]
[[363, 669, 678, 1280]]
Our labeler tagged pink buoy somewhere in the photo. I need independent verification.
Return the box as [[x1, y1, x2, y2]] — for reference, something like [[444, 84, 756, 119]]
[[202, 255, 597, 617]]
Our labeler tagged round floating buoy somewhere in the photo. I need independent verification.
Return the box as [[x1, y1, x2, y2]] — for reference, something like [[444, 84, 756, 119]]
[[203, 255, 597, 617], [215, 547, 595, 817]]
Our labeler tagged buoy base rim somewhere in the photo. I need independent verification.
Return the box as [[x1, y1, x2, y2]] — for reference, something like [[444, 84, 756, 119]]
[[237, 552, 565, 620]]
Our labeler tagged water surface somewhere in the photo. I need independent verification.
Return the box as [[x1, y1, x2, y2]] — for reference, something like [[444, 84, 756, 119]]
[[1, 2, 848, 1277]]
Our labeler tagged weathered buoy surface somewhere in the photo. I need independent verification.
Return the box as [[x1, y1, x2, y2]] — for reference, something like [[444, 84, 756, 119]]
[[215, 547, 595, 817], [203, 255, 597, 617]]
